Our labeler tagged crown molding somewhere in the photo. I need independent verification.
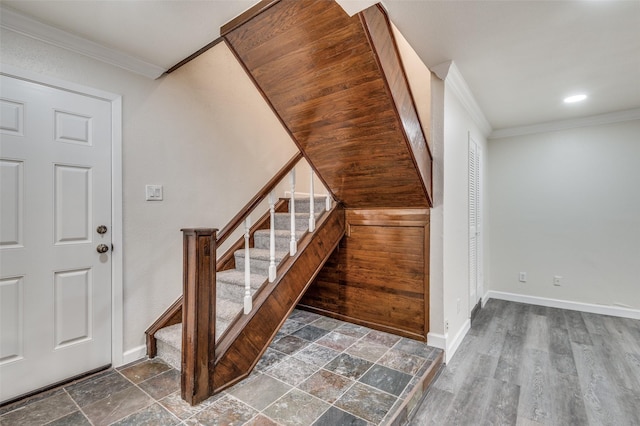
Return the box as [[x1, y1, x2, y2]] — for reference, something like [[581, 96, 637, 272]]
[[490, 107, 640, 140], [0, 6, 166, 79], [434, 60, 493, 137]]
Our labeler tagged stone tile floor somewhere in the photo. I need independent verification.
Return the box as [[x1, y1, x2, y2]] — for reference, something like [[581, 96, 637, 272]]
[[0, 310, 442, 425]]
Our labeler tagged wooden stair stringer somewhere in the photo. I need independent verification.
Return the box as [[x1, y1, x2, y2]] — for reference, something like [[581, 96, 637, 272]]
[[211, 205, 345, 393]]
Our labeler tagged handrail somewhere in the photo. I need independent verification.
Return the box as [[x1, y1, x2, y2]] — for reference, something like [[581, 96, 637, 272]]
[[216, 151, 303, 247]]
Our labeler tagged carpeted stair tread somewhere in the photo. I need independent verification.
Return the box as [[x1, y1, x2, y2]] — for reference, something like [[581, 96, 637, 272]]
[[216, 269, 267, 288], [273, 212, 323, 230], [155, 323, 181, 349], [293, 197, 328, 214], [234, 247, 288, 261], [253, 229, 307, 251]]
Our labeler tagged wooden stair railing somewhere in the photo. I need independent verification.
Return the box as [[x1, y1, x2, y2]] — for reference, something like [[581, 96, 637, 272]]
[[146, 152, 345, 405]]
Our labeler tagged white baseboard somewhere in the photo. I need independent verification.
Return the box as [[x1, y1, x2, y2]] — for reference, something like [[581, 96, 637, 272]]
[[119, 345, 147, 367], [484, 290, 640, 320], [427, 332, 446, 350], [445, 319, 470, 363]]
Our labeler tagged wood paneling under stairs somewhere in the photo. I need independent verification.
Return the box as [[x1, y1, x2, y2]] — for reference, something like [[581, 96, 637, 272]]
[[299, 208, 430, 340], [223, 0, 432, 209]]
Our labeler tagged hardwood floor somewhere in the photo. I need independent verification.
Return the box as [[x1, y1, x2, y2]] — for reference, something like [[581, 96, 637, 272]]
[[410, 299, 640, 425]]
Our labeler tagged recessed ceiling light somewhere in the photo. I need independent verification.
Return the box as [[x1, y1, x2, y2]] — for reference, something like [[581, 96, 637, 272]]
[[564, 94, 587, 103]]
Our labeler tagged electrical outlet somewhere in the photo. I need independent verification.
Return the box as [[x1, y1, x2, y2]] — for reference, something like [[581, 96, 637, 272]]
[[519, 272, 527, 282], [445, 320, 449, 333], [553, 275, 562, 286]]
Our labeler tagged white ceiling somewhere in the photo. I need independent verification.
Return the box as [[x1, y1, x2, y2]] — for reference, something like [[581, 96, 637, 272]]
[[2, 0, 639, 131]]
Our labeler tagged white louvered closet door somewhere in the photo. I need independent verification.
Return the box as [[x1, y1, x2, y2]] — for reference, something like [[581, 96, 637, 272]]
[[468, 136, 482, 313]]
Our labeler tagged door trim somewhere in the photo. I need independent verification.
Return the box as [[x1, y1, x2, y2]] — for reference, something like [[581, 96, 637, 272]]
[[0, 63, 125, 367]]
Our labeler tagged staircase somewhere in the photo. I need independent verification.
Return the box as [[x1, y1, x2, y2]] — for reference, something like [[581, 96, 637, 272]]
[[146, 0, 434, 407], [153, 197, 326, 371]]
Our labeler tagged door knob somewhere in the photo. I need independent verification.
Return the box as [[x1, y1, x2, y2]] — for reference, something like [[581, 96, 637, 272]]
[[97, 225, 108, 234], [96, 244, 109, 254]]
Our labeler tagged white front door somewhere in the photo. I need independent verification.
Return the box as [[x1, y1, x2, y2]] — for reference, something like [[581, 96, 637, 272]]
[[0, 75, 112, 402]]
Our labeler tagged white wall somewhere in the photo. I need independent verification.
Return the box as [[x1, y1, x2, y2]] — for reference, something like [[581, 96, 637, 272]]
[[441, 82, 489, 359], [488, 119, 640, 311], [1, 29, 299, 361]]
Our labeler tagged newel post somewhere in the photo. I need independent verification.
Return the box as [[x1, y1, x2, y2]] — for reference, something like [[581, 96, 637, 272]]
[[181, 228, 217, 405]]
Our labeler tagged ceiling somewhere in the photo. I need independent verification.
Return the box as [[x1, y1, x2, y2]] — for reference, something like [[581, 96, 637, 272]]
[[2, 0, 639, 131]]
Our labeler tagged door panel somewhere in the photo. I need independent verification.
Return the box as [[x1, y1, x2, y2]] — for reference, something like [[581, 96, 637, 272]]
[[0, 75, 112, 402]]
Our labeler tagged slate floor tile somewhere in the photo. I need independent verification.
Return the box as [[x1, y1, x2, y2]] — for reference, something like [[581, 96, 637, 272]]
[[325, 353, 374, 380], [0, 392, 77, 425], [334, 323, 370, 339], [66, 371, 132, 407], [289, 310, 322, 324], [346, 339, 390, 363], [293, 343, 340, 368], [378, 348, 426, 376], [299, 369, 354, 403], [316, 331, 359, 351], [255, 348, 288, 371], [227, 373, 291, 411], [311, 317, 343, 331], [184, 396, 257, 426], [393, 338, 433, 358], [245, 414, 280, 425], [335, 382, 397, 424], [363, 330, 402, 348], [82, 386, 153, 426], [270, 335, 310, 355], [263, 389, 330, 426], [266, 357, 317, 386], [159, 391, 207, 420], [292, 325, 330, 342], [138, 369, 180, 400], [118, 359, 171, 384], [0, 388, 65, 416], [312, 406, 368, 426], [1, 311, 445, 426], [110, 403, 180, 426], [278, 319, 306, 335], [47, 410, 91, 425], [359, 364, 412, 396]]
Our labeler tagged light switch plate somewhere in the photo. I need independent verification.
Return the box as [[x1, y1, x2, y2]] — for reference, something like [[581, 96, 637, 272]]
[[145, 184, 163, 201]]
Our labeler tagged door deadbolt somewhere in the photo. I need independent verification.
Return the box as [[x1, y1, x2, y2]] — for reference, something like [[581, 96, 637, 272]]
[[97, 225, 108, 234], [96, 244, 109, 254]]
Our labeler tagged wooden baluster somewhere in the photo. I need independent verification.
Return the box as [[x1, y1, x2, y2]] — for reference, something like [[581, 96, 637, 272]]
[[268, 191, 276, 282], [309, 170, 316, 232], [326, 193, 332, 211], [244, 217, 252, 314], [181, 228, 216, 405], [289, 169, 297, 255]]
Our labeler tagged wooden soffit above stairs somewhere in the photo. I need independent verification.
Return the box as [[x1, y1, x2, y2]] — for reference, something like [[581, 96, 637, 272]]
[[223, 0, 432, 209]]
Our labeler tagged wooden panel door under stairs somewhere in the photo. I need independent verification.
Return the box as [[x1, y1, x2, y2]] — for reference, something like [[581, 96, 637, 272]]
[[223, 0, 433, 209], [299, 208, 430, 340]]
